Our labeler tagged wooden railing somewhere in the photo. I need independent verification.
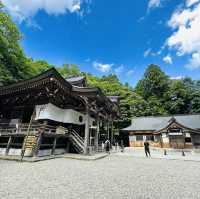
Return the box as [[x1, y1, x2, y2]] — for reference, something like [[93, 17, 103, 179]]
[[0, 123, 68, 135]]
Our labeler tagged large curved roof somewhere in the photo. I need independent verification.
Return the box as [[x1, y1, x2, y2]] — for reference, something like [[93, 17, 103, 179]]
[[0, 68, 72, 96], [0, 68, 119, 117]]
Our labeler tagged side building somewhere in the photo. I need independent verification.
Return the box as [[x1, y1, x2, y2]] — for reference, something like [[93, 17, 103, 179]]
[[122, 115, 200, 149], [0, 68, 120, 157]]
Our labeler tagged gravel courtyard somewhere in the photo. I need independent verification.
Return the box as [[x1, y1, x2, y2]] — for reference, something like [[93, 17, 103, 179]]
[[0, 155, 200, 199]]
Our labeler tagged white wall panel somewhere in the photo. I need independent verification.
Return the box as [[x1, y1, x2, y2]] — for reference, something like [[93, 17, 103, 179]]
[[35, 103, 95, 125]]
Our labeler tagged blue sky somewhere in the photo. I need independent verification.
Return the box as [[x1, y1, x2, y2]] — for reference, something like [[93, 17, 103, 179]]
[[2, 0, 200, 86]]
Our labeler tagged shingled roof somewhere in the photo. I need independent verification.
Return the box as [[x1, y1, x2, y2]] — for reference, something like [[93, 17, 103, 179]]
[[122, 114, 200, 132], [0, 68, 120, 117]]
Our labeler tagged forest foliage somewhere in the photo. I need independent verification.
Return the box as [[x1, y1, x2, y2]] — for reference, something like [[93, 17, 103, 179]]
[[1, 4, 200, 127]]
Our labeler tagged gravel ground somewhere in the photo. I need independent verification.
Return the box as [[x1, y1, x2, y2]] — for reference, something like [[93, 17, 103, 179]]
[[0, 155, 200, 199], [115, 147, 200, 162]]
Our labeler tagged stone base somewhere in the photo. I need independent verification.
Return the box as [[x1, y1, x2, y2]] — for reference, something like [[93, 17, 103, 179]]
[[8, 148, 22, 156], [0, 148, 6, 155], [54, 149, 66, 155], [38, 149, 52, 157], [0, 152, 108, 162]]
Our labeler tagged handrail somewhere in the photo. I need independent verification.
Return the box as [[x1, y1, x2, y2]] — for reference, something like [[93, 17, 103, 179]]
[[0, 123, 57, 129], [70, 134, 84, 147], [70, 129, 84, 143], [0, 123, 65, 135], [69, 129, 84, 153], [70, 132, 84, 147]]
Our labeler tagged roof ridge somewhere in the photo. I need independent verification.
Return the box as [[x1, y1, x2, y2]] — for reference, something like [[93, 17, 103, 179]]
[[66, 76, 85, 79], [133, 113, 200, 119]]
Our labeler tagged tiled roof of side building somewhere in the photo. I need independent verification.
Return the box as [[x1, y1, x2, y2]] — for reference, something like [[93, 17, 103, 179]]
[[122, 114, 200, 131]]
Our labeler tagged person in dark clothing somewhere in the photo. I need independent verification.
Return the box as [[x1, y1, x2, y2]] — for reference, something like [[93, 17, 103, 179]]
[[105, 140, 110, 154], [144, 141, 151, 157]]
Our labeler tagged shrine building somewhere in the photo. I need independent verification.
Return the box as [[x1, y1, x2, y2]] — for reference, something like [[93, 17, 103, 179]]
[[122, 115, 200, 149], [0, 68, 119, 158]]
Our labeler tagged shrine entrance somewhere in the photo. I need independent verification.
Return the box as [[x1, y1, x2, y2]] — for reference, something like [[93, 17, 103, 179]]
[[168, 128, 184, 149]]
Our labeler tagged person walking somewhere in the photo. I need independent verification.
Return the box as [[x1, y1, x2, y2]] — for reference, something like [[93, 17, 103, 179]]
[[105, 140, 110, 154], [144, 141, 151, 157]]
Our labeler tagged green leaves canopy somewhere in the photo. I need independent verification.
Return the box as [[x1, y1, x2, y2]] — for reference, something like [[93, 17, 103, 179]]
[[0, 4, 32, 85], [135, 64, 169, 99]]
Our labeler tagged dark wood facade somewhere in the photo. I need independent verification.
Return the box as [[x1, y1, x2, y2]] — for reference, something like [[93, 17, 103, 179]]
[[0, 68, 120, 157]]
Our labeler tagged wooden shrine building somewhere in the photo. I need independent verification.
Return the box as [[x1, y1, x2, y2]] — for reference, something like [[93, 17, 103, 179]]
[[0, 68, 119, 157], [122, 115, 200, 149]]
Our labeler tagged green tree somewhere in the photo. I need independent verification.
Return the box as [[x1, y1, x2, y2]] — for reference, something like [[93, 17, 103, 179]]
[[164, 80, 191, 114], [0, 3, 31, 85], [86, 73, 151, 124], [128, 93, 150, 117], [135, 64, 169, 99], [147, 96, 168, 115], [58, 64, 81, 78], [191, 92, 200, 113], [27, 59, 53, 75]]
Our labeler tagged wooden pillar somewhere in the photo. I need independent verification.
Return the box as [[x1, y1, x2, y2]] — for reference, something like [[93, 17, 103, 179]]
[[191, 133, 195, 149], [84, 100, 90, 155], [160, 134, 163, 148], [32, 124, 46, 157], [5, 136, 12, 155], [111, 120, 114, 146], [51, 137, 57, 155], [95, 117, 100, 151], [66, 139, 71, 153], [107, 117, 110, 140]]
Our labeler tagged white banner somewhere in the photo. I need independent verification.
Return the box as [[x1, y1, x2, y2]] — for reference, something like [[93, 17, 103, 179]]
[[169, 132, 183, 136], [35, 103, 94, 125]]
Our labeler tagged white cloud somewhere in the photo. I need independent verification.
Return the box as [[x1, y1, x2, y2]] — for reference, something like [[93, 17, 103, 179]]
[[170, 76, 184, 80], [126, 70, 134, 76], [143, 48, 158, 57], [114, 65, 124, 74], [186, 0, 200, 7], [93, 61, 113, 73], [144, 48, 151, 57], [2, 0, 84, 23], [148, 0, 161, 11], [163, 55, 173, 64], [26, 18, 42, 30], [166, 0, 200, 69], [185, 52, 200, 69]]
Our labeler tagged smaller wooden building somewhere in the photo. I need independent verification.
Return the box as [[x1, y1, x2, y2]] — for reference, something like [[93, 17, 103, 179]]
[[122, 115, 200, 149]]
